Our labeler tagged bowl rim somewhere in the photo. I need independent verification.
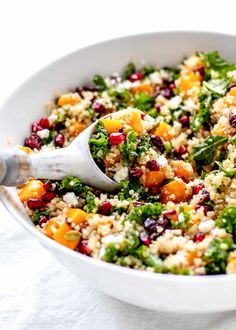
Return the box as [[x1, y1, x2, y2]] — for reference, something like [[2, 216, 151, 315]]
[[1, 30, 236, 283]]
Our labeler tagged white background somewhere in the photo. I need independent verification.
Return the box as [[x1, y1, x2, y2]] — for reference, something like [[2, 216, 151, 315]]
[[1, 0, 236, 329]]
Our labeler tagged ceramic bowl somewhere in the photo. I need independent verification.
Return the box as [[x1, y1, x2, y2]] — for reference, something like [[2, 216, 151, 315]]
[[1, 31, 236, 313]]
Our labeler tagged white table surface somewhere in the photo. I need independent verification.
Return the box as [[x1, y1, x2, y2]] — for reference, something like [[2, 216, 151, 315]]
[[1, 1, 236, 328]]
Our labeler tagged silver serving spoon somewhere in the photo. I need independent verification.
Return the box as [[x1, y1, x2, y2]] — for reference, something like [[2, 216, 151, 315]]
[[0, 116, 120, 193]]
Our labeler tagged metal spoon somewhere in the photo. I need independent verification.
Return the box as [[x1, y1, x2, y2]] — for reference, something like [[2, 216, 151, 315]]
[[0, 117, 119, 193]]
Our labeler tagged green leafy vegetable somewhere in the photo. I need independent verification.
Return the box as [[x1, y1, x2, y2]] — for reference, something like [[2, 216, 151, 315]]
[[172, 206, 190, 230], [119, 129, 137, 166], [89, 121, 109, 161], [203, 51, 235, 78], [42, 131, 56, 145], [204, 238, 234, 274], [134, 91, 154, 111], [31, 209, 50, 225], [141, 66, 155, 76], [84, 191, 98, 213], [137, 133, 151, 156], [93, 74, 107, 91], [136, 245, 163, 272], [123, 62, 136, 79], [58, 176, 86, 194], [216, 206, 236, 241], [108, 88, 132, 109], [123, 232, 140, 255], [118, 180, 147, 201], [193, 135, 228, 166], [215, 161, 236, 178], [102, 243, 120, 262], [231, 134, 236, 144], [127, 202, 164, 225]]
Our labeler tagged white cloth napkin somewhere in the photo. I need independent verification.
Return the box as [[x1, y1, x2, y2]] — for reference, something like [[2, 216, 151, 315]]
[[1, 203, 236, 330]]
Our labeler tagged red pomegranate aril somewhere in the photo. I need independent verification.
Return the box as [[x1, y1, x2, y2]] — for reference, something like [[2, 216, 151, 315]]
[[79, 240, 91, 256], [193, 183, 205, 195], [229, 114, 236, 128], [155, 104, 161, 112], [139, 232, 151, 246], [32, 122, 43, 133], [55, 133, 65, 147], [141, 112, 146, 120], [144, 218, 157, 231], [147, 159, 160, 171], [92, 102, 106, 113], [149, 186, 159, 195], [162, 209, 177, 220], [196, 67, 205, 77], [193, 232, 205, 243], [39, 117, 50, 129], [27, 199, 45, 210], [180, 115, 189, 128], [41, 191, 56, 203], [38, 216, 48, 227], [129, 72, 143, 82], [129, 167, 143, 180], [179, 145, 188, 155], [43, 182, 53, 191], [195, 205, 209, 215], [24, 133, 42, 150], [98, 201, 112, 215], [169, 83, 175, 90], [150, 135, 165, 153], [109, 132, 126, 145]]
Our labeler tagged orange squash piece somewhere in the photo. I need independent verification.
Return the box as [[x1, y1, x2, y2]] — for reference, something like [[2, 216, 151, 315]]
[[145, 171, 166, 188], [58, 93, 81, 107], [229, 87, 236, 97], [130, 84, 154, 95], [53, 223, 80, 250], [66, 208, 87, 225], [179, 73, 201, 93], [102, 119, 123, 134], [45, 219, 59, 238], [153, 122, 174, 141], [18, 180, 45, 202], [160, 180, 186, 204], [129, 111, 143, 133], [69, 122, 87, 137], [173, 164, 191, 182]]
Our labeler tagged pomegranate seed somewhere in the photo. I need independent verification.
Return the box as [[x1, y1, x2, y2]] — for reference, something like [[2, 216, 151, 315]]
[[159, 87, 173, 99], [198, 190, 210, 205], [31, 122, 43, 133], [139, 232, 151, 246], [39, 117, 50, 129], [169, 83, 175, 90], [55, 133, 65, 147], [229, 114, 236, 128], [27, 199, 45, 210], [38, 216, 48, 227], [179, 145, 188, 155], [150, 135, 165, 153], [24, 133, 42, 150], [147, 159, 160, 171], [193, 183, 205, 195], [162, 209, 177, 220], [193, 232, 205, 243], [109, 132, 126, 145], [144, 218, 157, 232], [129, 167, 143, 180], [196, 67, 205, 77], [227, 83, 236, 93], [43, 182, 53, 191], [149, 186, 159, 195], [195, 205, 210, 215], [141, 112, 146, 120], [155, 104, 161, 112], [92, 102, 106, 113], [132, 201, 144, 207], [98, 201, 112, 215], [129, 72, 143, 82], [180, 115, 189, 128], [78, 240, 91, 256], [41, 191, 56, 203]]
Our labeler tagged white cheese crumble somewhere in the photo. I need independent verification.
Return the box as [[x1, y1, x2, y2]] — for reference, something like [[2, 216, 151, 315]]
[[37, 129, 50, 139], [168, 96, 182, 110], [113, 167, 128, 183], [149, 71, 162, 84], [156, 155, 168, 167], [48, 113, 58, 125], [63, 192, 79, 206], [198, 220, 215, 234]]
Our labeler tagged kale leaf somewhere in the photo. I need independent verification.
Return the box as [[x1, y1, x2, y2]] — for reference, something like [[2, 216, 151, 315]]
[[204, 238, 234, 274], [141, 66, 155, 76], [108, 88, 132, 109], [119, 129, 138, 167], [102, 243, 120, 262], [216, 206, 236, 241], [137, 133, 151, 156], [93, 74, 107, 91], [118, 180, 147, 201], [58, 176, 86, 194], [203, 51, 235, 78], [127, 202, 164, 225], [89, 121, 109, 161], [134, 91, 154, 111], [31, 209, 50, 225], [136, 245, 163, 272], [193, 135, 228, 166], [215, 161, 236, 178], [84, 191, 98, 213], [123, 62, 136, 79]]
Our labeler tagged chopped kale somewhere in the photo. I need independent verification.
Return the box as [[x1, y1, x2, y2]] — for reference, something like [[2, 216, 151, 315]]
[[102, 243, 120, 262], [31, 209, 50, 225], [134, 91, 154, 112], [171, 206, 190, 230], [141, 66, 155, 76], [215, 161, 236, 178], [127, 202, 164, 225], [58, 176, 86, 194], [108, 88, 132, 109], [119, 129, 138, 167], [203, 51, 236, 78], [136, 245, 163, 272], [118, 180, 147, 201], [193, 135, 228, 166], [204, 238, 234, 274], [216, 206, 236, 241], [84, 191, 98, 213], [137, 133, 151, 156], [123, 62, 136, 79], [93, 74, 107, 91], [89, 121, 109, 161], [123, 232, 140, 255], [42, 131, 56, 145]]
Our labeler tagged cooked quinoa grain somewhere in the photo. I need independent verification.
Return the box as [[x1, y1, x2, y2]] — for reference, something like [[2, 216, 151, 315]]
[[18, 51, 236, 275]]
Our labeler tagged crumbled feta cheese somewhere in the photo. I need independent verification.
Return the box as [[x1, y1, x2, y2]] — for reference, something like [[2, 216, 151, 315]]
[[113, 167, 128, 183], [63, 192, 79, 206], [48, 113, 58, 125], [149, 71, 162, 84], [37, 129, 50, 139], [198, 220, 215, 234], [102, 234, 124, 246], [168, 96, 182, 109], [156, 155, 168, 167]]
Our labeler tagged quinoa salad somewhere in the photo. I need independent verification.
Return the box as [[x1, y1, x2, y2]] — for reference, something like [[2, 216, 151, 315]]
[[18, 51, 236, 275]]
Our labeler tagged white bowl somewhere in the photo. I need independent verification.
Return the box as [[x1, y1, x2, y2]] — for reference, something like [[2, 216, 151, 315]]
[[1, 31, 236, 313]]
